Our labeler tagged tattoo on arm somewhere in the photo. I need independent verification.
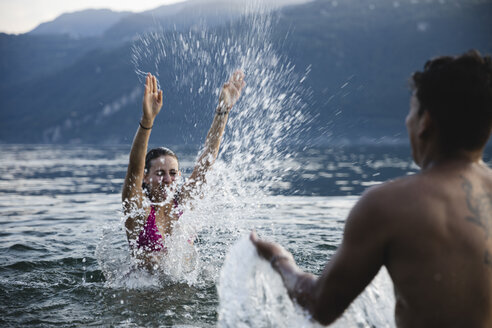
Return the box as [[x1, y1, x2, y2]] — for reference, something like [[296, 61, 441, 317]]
[[462, 176, 492, 268]]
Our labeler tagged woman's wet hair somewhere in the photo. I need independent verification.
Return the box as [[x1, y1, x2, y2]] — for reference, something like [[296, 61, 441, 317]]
[[145, 147, 179, 174], [411, 49, 492, 151], [142, 147, 179, 194]]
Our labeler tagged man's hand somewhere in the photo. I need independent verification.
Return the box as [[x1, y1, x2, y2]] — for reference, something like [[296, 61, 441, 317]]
[[218, 70, 245, 112], [142, 73, 163, 126], [250, 231, 295, 265], [251, 230, 314, 306]]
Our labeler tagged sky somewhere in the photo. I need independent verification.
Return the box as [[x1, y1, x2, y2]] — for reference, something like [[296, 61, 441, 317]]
[[0, 0, 186, 34]]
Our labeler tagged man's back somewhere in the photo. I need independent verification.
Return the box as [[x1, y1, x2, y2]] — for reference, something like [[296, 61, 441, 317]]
[[378, 160, 492, 327]]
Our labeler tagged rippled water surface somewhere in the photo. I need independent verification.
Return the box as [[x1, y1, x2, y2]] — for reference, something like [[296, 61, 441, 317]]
[[1, 144, 490, 327]]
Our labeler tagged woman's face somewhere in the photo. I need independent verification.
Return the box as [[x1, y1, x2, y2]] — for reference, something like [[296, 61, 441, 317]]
[[144, 155, 180, 201]]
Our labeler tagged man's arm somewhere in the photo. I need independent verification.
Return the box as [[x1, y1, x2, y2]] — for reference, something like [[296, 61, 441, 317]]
[[252, 188, 389, 325], [178, 70, 245, 202]]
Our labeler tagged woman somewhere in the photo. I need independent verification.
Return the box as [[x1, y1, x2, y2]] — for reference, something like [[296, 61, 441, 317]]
[[122, 70, 245, 269]]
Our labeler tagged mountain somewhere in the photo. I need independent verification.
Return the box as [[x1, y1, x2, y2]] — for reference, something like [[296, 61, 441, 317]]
[[102, 0, 312, 40], [99, 1, 241, 41], [29, 9, 131, 38], [275, 0, 492, 143], [0, 0, 491, 145], [0, 33, 108, 88], [26, 1, 313, 41]]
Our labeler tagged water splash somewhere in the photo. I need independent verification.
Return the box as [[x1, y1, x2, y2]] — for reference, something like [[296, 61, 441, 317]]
[[106, 0, 312, 286], [217, 235, 318, 328], [334, 269, 395, 327], [218, 236, 396, 328]]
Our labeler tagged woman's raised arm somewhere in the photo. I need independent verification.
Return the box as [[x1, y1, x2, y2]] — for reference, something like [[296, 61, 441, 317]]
[[179, 70, 245, 202], [122, 73, 163, 240]]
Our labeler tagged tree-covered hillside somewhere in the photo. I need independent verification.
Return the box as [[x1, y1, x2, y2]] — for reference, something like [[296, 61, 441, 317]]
[[0, 0, 491, 145]]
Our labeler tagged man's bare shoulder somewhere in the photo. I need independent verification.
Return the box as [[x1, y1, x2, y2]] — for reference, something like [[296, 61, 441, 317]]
[[338, 175, 425, 262], [344, 175, 416, 226], [358, 162, 492, 227], [345, 173, 435, 238], [359, 174, 424, 210]]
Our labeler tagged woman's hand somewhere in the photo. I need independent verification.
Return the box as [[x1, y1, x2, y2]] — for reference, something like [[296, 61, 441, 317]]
[[218, 70, 246, 113], [142, 73, 163, 126]]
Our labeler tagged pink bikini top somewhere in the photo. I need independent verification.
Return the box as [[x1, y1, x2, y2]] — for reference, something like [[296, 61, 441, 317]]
[[136, 199, 183, 252], [136, 206, 164, 252]]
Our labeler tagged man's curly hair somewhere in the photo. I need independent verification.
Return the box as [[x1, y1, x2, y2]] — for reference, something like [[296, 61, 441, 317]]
[[411, 50, 492, 151]]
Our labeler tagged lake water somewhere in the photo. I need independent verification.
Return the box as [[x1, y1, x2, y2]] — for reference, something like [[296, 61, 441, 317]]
[[1, 144, 490, 327]]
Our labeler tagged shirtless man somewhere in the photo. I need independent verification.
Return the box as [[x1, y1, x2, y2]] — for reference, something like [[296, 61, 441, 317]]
[[251, 50, 492, 327]]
